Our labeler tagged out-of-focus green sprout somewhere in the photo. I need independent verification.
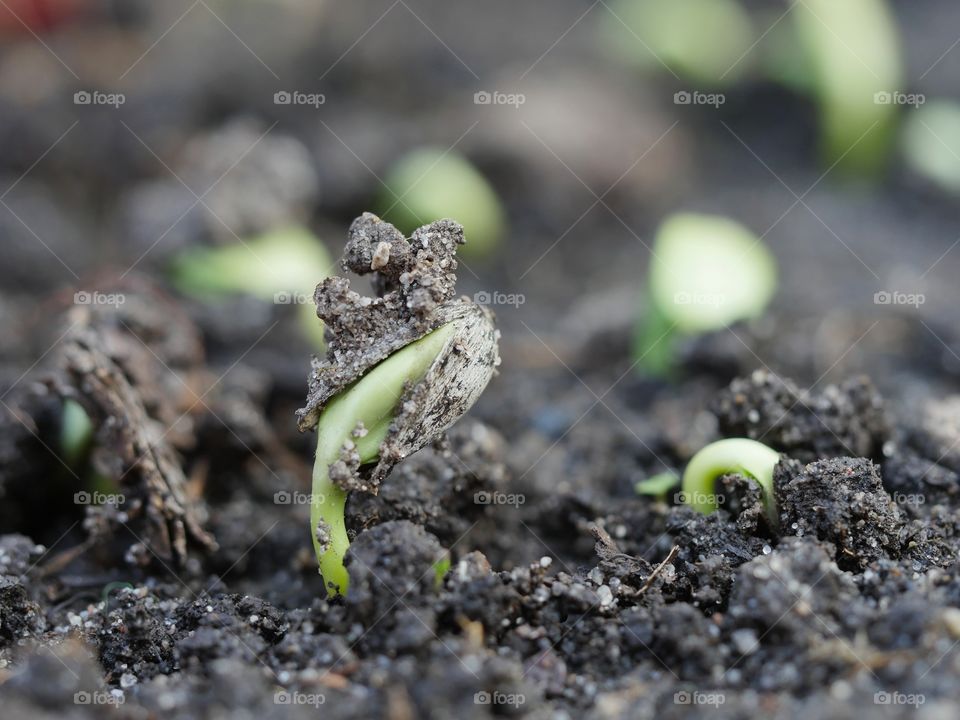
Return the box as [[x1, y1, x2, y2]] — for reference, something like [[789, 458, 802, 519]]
[[788, 0, 902, 175], [380, 148, 505, 260], [902, 100, 960, 194], [634, 471, 680, 502], [61, 398, 93, 468], [634, 213, 777, 376], [600, 0, 755, 86], [681, 438, 780, 526], [170, 226, 332, 348], [312, 323, 457, 597], [433, 553, 451, 588]]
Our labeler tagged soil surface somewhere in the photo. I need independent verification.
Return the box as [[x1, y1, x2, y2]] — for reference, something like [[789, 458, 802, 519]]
[[4, 2, 960, 719]]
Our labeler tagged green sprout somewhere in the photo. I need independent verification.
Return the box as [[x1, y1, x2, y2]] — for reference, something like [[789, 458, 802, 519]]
[[600, 0, 755, 86], [169, 226, 332, 347], [432, 553, 451, 589], [380, 148, 505, 260], [634, 213, 777, 375], [634, 471, 679, 502], [902, 100, 960, 194], [311, 323, 457, 597], [60, 398, 94, 468], [786, 0, 902, 175], [680, 438, 780, 526]]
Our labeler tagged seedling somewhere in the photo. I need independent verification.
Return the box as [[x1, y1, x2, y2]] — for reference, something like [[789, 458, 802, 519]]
[[169, 225, 332, 347], [680, 438, 780, 526], [601, 0, 755, 85], [60, 398, 93, 469], [380, 148, 505, 260], [785, 0, 902, 175], [301, 213, 499, 597], [634, 213, 777, 375], [634, 471, 679, 502], [902, 100, 960, 194]]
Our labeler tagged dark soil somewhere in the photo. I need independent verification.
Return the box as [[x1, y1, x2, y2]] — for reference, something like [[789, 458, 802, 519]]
[[4, 2, 960, 719]]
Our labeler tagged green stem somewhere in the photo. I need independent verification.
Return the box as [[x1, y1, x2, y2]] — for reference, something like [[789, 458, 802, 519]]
[[310, 323, 457, 597]]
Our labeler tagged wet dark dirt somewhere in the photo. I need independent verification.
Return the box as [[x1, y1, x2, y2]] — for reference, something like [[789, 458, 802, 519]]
[[5, 2, 960, 719]]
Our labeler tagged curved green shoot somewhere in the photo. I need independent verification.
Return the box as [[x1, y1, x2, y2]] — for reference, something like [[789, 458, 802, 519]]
[[312, 323, 456, 597], [380, 148, 505, 260], [600, 0, 755, 86], [635, 213, 777, 375], [681, 438, 780, 526]]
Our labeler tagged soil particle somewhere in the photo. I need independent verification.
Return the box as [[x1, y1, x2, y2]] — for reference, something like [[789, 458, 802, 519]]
[[775, 457, 904, 570], [713, 370, 889, 461], [347, 419, 508, 545], [0, 577, 44, 647], [343, 520, 445, 635], [722, 536, 869, 692]]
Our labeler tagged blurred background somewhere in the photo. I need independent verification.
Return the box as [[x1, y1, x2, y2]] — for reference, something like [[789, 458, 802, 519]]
[[4, 0, 960, 558]]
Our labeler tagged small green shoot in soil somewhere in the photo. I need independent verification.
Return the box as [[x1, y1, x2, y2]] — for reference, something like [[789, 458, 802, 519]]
[[170, 226, 332, 348], [312, 323, 457, 597], [634, 471, 679, 502], [380, 148, 505, 260], [681, 438, 780, 526], [634, 213, 777, 376]]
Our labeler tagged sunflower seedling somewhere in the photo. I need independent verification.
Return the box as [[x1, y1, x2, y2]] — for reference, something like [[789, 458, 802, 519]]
[[300, 214, 499, 597], [634, 213, 777, 376], [680, 438, 780, 526]]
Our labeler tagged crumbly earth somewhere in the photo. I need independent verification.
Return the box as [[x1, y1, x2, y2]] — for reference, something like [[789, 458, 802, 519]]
[[3, 243, 960, 720]]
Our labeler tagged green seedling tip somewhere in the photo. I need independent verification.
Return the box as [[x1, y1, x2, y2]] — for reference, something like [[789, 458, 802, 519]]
[[681, 438, 780, 526], [635, 213, 777, 376], [634, 471, 680, 501], [170, 226, 332, 348], [602, 0, 755, 86], [433, 554, 451, 589], [311, 323, 457, 597], [61, 398, 93, 468], [903, 100, 960, 194], [380, 148, 505, 260], [791, 0, 901, 175]]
